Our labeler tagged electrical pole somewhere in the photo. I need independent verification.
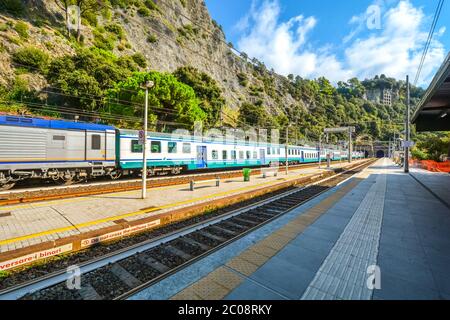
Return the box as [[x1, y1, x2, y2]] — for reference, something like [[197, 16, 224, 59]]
[[141, 80, 154, 199], [318, 135, 322, 168], [405, 75, 410, 173], [285, 127, 289, 175], [348, 127, 352, 163]]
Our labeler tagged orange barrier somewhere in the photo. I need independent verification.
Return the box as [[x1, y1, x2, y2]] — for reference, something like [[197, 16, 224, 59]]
[[411, 159, 450, 173]]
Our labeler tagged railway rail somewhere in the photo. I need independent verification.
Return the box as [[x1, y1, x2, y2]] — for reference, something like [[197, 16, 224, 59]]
[[0, 159, 374, 300], [0, 161, 343, 206]]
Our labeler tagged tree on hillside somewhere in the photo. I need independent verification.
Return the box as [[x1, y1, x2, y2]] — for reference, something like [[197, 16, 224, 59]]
[[106, 71, 206, 130], [173, 66, 226, 128]]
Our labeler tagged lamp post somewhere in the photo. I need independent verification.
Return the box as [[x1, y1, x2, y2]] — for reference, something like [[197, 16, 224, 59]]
[[141, 80, 154, 199], [404, 75, 410, 173], [285, 126, 289, 175]]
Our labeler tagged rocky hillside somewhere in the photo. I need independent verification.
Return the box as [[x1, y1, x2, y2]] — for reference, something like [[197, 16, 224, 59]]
[[0, 0, 296, 117], [0, 0, 426, 145]]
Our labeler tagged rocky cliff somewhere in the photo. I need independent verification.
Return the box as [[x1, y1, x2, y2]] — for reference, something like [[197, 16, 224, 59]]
[[0, 0, 298, 120]]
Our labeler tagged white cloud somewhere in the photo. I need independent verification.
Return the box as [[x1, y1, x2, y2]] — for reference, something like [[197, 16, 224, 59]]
[[237, 0, 351, 82], [345, 0, 445, 85], [236, 0, 446, 87]]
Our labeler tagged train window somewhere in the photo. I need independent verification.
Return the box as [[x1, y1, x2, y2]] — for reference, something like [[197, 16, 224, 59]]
[[182, 143, 191, 154], [168, 142, 177, 153], [277, 148, 280, 155], [246, 151, 251, 159], [272, 148, 276, 155], [239, 151, 244, 159], [253, 151, 257, 159], [131, 140, 143, 153], [267, 147, 271, 155], [212, 150, 219, 160], [222, 150, 228, 160], [91, 135, 101, 150], [53, 135, 65, 141], [231, 150, 236, 160], [151, 141, 161, 153]]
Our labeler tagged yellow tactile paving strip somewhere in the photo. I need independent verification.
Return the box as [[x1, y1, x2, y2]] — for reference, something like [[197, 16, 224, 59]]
[[170, 178, 363, 300]]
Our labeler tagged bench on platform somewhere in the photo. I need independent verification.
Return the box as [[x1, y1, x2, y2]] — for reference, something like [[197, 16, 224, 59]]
[[261, 167, 278, 178], [190, 178, 220, 191]]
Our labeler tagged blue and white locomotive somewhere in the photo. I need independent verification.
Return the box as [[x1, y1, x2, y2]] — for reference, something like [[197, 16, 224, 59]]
[[0, 115, 364, 190]]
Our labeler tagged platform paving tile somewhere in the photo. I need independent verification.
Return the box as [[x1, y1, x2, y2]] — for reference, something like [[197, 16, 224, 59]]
[[249, 256, 317, 299], [372, 273, 441, 300], [301, 167, 387, 300], [225, 279, 288, 300]]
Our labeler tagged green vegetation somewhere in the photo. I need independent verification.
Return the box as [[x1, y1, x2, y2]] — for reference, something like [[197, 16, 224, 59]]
[[0, 23, 9, 32], [131, 53, 147, 68], [0, 0, 25, 15], [412, 134, 450, 161], [46, 47, 141, 110], [237, 73, 248, 87], [147, 34, 158, 43], [0, 270, 11, 280], [14, 21, 28, 39], [12, 46, 49, 72], [107, 71, 206, 129], [137, 6, 151, 17], [178, 24, 198, 40], [173, 66, 226, 128], [144, 0, 159, 11], [104, 23, 125, 40]]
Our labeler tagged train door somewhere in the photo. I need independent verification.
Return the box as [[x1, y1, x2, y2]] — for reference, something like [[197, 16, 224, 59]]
[[301, 151, 304, 162], [196, 145, 207, 168], [260, 149, 266, 165], [86, 131, 104, 161]]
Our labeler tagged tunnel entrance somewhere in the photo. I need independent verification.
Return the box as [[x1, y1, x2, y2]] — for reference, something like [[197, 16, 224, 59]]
[[376, 150, 385, 158]]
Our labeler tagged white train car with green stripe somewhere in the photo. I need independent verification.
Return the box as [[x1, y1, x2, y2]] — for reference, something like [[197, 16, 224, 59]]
[[118, 129, 363, 176]]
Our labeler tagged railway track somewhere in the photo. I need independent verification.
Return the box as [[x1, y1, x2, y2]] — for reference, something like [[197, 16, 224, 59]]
[[0, 159, 374, 300], [0, 161, 345, 206]]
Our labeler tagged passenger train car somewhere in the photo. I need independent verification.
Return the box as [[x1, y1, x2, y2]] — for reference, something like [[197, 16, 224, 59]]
[[0, 116, 364, 190]]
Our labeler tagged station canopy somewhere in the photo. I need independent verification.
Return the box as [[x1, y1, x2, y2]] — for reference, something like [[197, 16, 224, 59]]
[[412, 52, 450, 132]]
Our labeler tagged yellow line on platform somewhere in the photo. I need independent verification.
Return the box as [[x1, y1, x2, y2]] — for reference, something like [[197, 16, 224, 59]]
[[0, 170, 319, 246]]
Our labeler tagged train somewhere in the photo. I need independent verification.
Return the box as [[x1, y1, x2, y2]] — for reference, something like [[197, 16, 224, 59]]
[[0, 115, 365, 190]]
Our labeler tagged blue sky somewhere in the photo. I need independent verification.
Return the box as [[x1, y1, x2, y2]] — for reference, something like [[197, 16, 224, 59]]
[[205, 0, 449, 87]]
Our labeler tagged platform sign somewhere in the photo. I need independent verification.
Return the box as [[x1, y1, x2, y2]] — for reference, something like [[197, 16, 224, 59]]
[[138, 130, 145, 145], [324, 127, 355, 134], [401, 141, 415, 148], [0, 244, 73, 271]]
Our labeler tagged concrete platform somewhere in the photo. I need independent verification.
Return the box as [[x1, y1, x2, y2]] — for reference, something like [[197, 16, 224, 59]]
[[129, 158, 450, 300], [0, 161, 359, 269]]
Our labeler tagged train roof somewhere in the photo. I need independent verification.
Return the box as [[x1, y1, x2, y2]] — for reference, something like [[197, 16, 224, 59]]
[[0, 115, 116, 131]]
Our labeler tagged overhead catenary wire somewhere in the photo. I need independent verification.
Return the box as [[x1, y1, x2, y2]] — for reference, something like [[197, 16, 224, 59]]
[[0, 99, 193, 128], [413, 0, 445, 86]]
